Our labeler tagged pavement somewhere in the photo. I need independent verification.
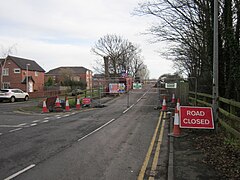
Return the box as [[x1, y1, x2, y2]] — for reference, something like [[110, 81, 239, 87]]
[[168, 120, 221, 180]]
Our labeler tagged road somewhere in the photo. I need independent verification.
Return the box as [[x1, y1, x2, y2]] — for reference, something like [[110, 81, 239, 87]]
[[0, 84, 169, 180]]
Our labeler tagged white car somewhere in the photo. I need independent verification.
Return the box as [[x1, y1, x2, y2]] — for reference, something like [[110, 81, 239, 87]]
[[0, 89, 29, 103]]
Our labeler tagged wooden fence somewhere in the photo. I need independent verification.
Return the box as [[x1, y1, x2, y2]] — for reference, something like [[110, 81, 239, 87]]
[[189, 91, 240, 139]]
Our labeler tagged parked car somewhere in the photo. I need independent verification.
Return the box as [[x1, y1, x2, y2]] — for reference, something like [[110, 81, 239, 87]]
[[0, 89, 29, 103]]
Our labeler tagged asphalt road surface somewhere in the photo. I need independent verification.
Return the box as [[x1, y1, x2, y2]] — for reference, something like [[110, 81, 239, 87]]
[[0, 84, 168, 180]]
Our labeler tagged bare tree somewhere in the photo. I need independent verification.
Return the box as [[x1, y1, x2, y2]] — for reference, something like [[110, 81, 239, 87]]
[[91, 34, 148, 78]]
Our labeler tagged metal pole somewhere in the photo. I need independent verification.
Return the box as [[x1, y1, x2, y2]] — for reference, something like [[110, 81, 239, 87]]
[[26, 64, 28, 93], [213, 0, 219, 132], [127, 90, 130, 108], [195, 77, 197, 106]]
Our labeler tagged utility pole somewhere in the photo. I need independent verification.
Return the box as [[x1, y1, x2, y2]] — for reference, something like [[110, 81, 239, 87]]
[[213, 0, 219, 132]]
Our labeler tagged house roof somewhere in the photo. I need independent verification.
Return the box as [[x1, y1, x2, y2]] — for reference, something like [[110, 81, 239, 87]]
[[46, 66, 91, 75], [7, 55, 45, 72]]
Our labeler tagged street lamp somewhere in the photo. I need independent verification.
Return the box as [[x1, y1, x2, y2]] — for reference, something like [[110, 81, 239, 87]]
[[26, 63, 30, 92]]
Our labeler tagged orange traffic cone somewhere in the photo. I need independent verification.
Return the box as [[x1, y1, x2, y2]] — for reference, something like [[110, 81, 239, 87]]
[[176, 98, 180, 111], [65, 97, 70, 111], [76, 96, 81, 110], [171, 93, 175, 103], [42, 99, 48, 113], [55, 96, 61, 108], [162, 96, 167, 111], [169, 107, 181, 137], [173, 107, 181, 136]]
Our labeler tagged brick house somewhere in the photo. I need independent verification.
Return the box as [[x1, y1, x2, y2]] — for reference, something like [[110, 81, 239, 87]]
[[0, 55, 45, 92], [45, 67, 93, 89]]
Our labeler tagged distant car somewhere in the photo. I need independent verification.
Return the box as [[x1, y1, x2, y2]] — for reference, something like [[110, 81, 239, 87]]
[[71, 88, 84, 96], [0, 89, 29, 103]]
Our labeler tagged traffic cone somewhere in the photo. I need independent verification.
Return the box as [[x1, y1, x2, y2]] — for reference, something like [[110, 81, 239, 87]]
[[169, 107, 181, 137], [173, 107, 181, 136], [171, 93, 175, 103], [55, 96, 61, 108], [162, 96, 167, 111], [42, 99, 48, 113], [176, 98, 180, 111], [76, 96, 81, 110], [65, 97, 70, 111]]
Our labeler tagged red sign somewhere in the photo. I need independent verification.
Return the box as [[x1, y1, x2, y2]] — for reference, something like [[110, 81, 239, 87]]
[[82, 98, 91, 105], [179, 106, 214, 129]]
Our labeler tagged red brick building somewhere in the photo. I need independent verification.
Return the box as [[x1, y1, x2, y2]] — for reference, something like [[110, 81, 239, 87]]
[[45, 67, 93, 89], [0, 55, 45, 92]]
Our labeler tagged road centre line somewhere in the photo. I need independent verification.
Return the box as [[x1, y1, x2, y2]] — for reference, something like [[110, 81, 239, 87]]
[[123, 104, 135, 114], [149, 114, 166, 180], [9, 128, 22, 133], [138, 111, 163, 180], [17, 123, 27, 127], [78, 118, 116, 142], [4, 164, 36, 180], [32, 120, 40, 123], [0, 125, 24, 128]]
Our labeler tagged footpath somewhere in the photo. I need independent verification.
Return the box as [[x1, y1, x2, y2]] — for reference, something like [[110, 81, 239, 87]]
[[167, 108, 239, 180]]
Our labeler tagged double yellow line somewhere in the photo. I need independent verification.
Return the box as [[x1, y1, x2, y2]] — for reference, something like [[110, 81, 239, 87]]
[[138, 111, 166, 180]]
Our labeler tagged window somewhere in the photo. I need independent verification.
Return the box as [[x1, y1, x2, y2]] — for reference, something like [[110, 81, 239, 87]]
[[14, 68, 21, 73], [3, 82, 10, 89], [35, 71, 38, 76], [3, 68, 9, 76]]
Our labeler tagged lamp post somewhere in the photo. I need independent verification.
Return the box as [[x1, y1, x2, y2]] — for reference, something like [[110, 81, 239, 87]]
[[26, 63, 30, 92], [213, 0, 219, 132]]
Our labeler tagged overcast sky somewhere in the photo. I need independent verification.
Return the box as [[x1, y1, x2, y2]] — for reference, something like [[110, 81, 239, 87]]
[[0, 0, 173, 79]]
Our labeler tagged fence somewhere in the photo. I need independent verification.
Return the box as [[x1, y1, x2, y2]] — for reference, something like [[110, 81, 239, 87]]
[[189, 91, 240, 139]]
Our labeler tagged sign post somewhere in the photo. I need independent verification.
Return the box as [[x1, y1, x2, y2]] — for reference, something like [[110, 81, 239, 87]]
[[179, 106, 214, 129]]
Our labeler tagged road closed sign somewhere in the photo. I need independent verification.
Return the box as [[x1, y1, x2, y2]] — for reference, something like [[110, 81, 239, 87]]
[[179, 106, 214, 129]]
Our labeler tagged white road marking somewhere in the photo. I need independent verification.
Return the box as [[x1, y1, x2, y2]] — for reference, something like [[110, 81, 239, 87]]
[[56, 117, 61, 119], [55, 115, 61, 117], [32, 120, 40, 123], [44, 117, 50, 120], [0, 125, 23, 128], [0, 133, 3, 136], [123, 104, 134, 114], [42, 120, 49, 123], [63, 114, 70, 117], [17, 123, 27, 127], [4, 164, 36, 180], [123, 90, 149, 114], [71, 112, 76, 115], [9, 128, 22, 133], [30, 123, 37, 126], [78, 118, 116, 142]]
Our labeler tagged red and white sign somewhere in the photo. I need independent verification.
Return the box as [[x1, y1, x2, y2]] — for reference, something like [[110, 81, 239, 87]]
[[179, 106, 214, 129], [82, 98, 91, 105]]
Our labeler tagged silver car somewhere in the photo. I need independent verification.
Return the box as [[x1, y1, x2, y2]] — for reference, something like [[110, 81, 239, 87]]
[[0, 89, 29, 103]]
